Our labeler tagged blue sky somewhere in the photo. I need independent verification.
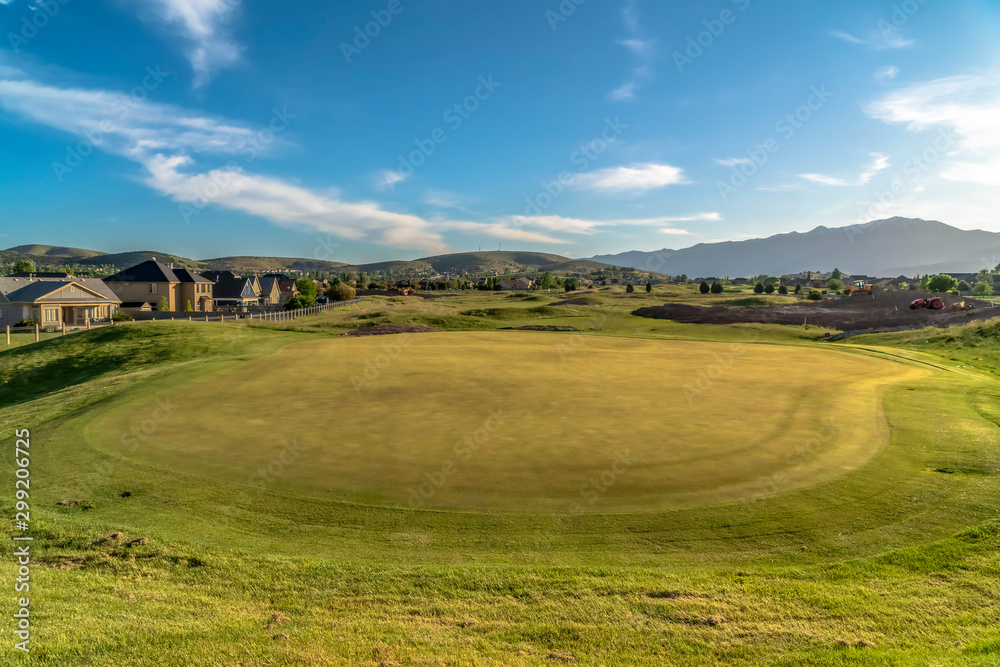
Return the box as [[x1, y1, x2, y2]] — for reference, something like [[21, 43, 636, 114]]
[[0, 0, 998, 263]]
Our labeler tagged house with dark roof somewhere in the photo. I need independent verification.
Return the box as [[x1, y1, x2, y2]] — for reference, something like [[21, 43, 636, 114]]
[[104, 260, 214, 312], [258, 276, 284, 305], [212, 275, 263, 310], [0, 276, 121, 326]]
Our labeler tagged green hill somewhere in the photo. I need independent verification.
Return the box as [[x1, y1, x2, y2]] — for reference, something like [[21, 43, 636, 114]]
[[4, 244, 106, 259], [203, 256, 348, 273], [76, 250, 204, 270]]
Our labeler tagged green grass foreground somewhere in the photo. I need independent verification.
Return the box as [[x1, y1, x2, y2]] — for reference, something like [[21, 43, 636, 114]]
[[2, 289, 1000, 665]]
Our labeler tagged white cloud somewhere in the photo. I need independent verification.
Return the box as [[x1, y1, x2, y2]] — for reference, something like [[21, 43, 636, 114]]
[[715, 157, 753, 167], [799, 153, 890, 187], [575, 163, 688, 193], [867, 73, 1000, 186], [0, 74, 452, 252], [487, 213, 716, 239], [378, 169, 407, 190], [874, 65, 899, 85], [610, 81, 636, 101], [619, 38, 652, 54], [831, 28, 913, 50], [137, 0, 242, 86]]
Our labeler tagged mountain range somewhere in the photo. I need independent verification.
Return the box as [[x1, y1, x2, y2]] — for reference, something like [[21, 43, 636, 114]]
[[586, 218, 1000, 277]]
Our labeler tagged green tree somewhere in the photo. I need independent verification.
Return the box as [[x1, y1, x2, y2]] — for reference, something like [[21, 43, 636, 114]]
[[296, 279, 318, 307], [927, 274, 958, 293], [957, 280, 972, 292], [159, 296, 169, 312], [754, 282, 764, 294], [564, 277, 580, 292], [778, 285, 788, 295], [826, 278, 845, 292], [973, 281, 994, 297], [918, 274, 931, 290], [645, 281, 652, 293], [765, 284, 775, 294], [539, 271, 558, 289], [699, 281, 710, 294], [808, 291, 822, 301], [326, 282, 356, 302], [12, 259, 35, 274], [830, 267, 842, 280], [794, 284, 802, 295], [184, 300, 194, 312], [625, 283, 634, 293], [710, 282, 723, 294]]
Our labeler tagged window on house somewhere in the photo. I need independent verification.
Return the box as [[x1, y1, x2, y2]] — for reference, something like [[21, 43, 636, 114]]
[[148, 284, 157, 294]]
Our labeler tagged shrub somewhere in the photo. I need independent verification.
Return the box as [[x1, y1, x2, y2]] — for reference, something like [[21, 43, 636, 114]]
[[158, 296, 169, 312], [626, 284, 634, 293], [711, 282, 723, 294], [778, 285, 788, 295], [14, 318, 39, 327], [808, 291, 822, 301], [972, 280, 994, 297], [699, 281, 710, 294], [765, 284, 775, 294], [957, 280, 972, 292], [184, 300, 194, 312], [646, 282, 652, 293], [326, 282, 356, 302], [794, 284, 802, 295], [754, 282, 764, 294], [112, 311, 133, 321], [564, 277, 580, 292], [927, 274, 958, 293], [826, 279, 845, 292]]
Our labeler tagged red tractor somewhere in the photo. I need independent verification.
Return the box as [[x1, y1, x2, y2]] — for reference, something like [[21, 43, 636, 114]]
[[910, 296, 944, 310]]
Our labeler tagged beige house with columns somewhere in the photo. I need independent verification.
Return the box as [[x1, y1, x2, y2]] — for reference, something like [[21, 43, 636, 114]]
[[103, 261, 214, 312]]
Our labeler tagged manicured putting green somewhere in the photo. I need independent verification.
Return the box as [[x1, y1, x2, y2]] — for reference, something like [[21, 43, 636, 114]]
[[85, 332, 928, 512]]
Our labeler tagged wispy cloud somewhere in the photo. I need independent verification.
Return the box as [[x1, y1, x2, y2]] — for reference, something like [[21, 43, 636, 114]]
[[874, 65, 900, 85], [799, 153, 890, 187], [575, 163, 688, 193], [831, 28, 913, 50], [715, 157, 753, 167], [378, 169, 407, 190], [137, 0, 242, 86], [867, 73, 1000, 186], [0, 74, 453, 252], [609, 2, 653, 102]]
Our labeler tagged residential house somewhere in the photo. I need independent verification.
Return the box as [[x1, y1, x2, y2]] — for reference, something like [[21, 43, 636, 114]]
[[500, 277, 534, 290], [258, 276, 284, 306], [0, 276, 121, 326], [212, 275, 264, 310], [278, 281, 298, 304], [104, 261, 214, 312]]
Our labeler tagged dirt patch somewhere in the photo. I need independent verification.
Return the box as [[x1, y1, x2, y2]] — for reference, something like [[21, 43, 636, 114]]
[[549, 297, 603, 307], [267, 613, 291, 627], [515, 325, 578, 331], [634, 292, 997, 332], [546, 652, 575, 662], [342, 324, 441, 337], [56, 499, 92, 509], [699, 615, 727, 627]]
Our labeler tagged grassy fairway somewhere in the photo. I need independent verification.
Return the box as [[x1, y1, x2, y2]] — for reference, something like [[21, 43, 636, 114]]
[[84, 333, 927, 512], [3, 307, 1000, 665]]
